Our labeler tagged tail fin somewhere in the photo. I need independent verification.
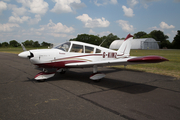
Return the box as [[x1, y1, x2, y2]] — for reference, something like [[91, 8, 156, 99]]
[[117, 34, 133, 57]]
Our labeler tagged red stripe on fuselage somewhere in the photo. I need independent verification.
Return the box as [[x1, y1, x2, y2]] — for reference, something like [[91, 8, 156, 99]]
[[35, 60, 86, 68], [55, 54, 102, 61]]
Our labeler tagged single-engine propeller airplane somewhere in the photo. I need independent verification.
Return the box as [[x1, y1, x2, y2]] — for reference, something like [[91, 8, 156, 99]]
[[18, 34, 168, 81]]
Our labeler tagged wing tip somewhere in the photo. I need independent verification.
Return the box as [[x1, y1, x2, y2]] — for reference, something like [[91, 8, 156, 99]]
[[128, 56, 169, 63]]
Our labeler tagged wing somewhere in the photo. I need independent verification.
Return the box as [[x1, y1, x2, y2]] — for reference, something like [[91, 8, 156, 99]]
[[65, 55, 168, 68]]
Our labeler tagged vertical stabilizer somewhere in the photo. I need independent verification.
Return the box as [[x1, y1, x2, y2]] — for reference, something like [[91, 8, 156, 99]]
[[117, 34, 133, 57]]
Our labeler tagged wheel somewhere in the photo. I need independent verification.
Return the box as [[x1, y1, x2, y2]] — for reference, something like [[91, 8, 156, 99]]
[[59, 70, 66, 74]]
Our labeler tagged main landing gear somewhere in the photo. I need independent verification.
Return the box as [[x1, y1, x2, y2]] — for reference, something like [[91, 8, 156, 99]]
[[89, 65, 105, 82], [57, 68, 66, 74], [34, 66, 105, 82]]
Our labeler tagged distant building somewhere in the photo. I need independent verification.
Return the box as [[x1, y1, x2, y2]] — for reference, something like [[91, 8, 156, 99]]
[[109, 38, 159, 49]]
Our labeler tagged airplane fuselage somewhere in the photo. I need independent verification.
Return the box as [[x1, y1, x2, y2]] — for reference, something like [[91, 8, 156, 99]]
[[28, 41, 124, 68]]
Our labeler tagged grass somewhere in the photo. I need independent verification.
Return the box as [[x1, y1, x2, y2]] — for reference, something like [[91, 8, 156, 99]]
[[0, 47, 180, 79], [114, 49, 180, 79], [0, 47, 47, 54]]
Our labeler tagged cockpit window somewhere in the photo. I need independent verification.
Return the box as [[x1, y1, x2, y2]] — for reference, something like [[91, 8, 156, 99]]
[[70, 44, 84, 53], [55, 42, 71, 52], [95, 48, 101, 53], [85, 46, 94, 53]]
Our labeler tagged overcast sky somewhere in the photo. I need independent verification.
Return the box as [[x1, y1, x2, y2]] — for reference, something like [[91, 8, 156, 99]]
[[0, 0, 179, 44]]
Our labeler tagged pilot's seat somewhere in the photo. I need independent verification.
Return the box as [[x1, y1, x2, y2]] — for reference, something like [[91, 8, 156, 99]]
[[78, 49, 83, 53]]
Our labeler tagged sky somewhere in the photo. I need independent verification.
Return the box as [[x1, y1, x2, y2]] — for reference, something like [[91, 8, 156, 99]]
[[0, 0, 179, 44]]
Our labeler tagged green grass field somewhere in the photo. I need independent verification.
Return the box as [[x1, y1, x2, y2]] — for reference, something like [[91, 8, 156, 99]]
[[0, 47, 180, 79], [0, 47, 47, 54], [117, 49, 180, 79]]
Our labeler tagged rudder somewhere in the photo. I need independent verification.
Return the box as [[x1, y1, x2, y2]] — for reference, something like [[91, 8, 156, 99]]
[[117, 34, 133, 57]]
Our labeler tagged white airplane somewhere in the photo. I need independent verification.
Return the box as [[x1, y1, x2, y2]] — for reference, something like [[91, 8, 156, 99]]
[[18, 34, 168, 81]]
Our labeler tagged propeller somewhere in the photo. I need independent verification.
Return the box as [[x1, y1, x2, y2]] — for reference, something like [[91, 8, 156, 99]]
[[28, 52, 34, 59]]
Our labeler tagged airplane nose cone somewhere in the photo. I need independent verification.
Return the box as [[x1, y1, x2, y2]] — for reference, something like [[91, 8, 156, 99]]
[[18, 51, 31, 58]]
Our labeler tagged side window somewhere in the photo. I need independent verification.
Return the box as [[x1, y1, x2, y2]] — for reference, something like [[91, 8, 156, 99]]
[[70, 44, 84, 53], [85, 46, 94, 53], [95, 48, 101, 53]]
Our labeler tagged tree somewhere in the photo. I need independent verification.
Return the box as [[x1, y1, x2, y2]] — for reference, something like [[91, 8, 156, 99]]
[[70, 34, 101, 45], [161, 40, 172, 49], [172, 30, 180, 49], [149, 30, 169, 42], [33, 41, 40, 47], [0, 43, 1, 47], [134, 31, 147, 38], [41, 41, 51, 47], [22, 40, 34, 47], [149, 30, 169, 48], [2, 42, 9, 47], [141, 34, 152, 38], [101, 33, 120, 48], [70, 33, 120, 48], [9, 40, 20, 47]]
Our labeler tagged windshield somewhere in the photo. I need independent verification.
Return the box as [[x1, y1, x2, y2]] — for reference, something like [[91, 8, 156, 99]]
[[55, 42, 71, 52]]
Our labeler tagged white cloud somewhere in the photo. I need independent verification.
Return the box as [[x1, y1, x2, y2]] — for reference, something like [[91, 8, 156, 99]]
[[28, 14, 41, 24], [51, 0, 85, 14], [11, 6, 27, 16], [116, 20, 134, 32], [9, 16, 30, 23], [171, 30, 177, 36], [76, 14, 110, 28], [47, 19, 74, 33], [166, 30, 177, 42], [94, 0, 117, 6], [49, 33, 67, 38], [76, 14, 92, 23], [99, 31, 111, 37], [110, 0, 117, 4], [17, 0, 49, 14], [160, 22, 175, 29], [9, 14, 41, 24], [19, 19, 74, 40], [0, 1, 7, 14], [88, 29, 111, 37], [0, 23, 20, 32], [140, 0, 161, 9], [89, 29, 96, 34], [122, 5, 134, 17], [149, 26, 159, 30], [127, 0, 138, 8]]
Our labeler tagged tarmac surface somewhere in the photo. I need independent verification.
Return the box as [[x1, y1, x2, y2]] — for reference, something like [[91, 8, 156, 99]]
[[0, 52, 180, 120]]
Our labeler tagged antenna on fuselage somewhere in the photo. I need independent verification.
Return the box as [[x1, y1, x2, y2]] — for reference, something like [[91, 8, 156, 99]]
[[99, 39, 106, 47]]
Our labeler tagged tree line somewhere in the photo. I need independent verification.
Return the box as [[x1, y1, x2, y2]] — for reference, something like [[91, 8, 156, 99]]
[[70, 30, 180, 49], [0, 30, 180, 49], [134, 30, 180, 49], [0, 40, 51, 48]]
